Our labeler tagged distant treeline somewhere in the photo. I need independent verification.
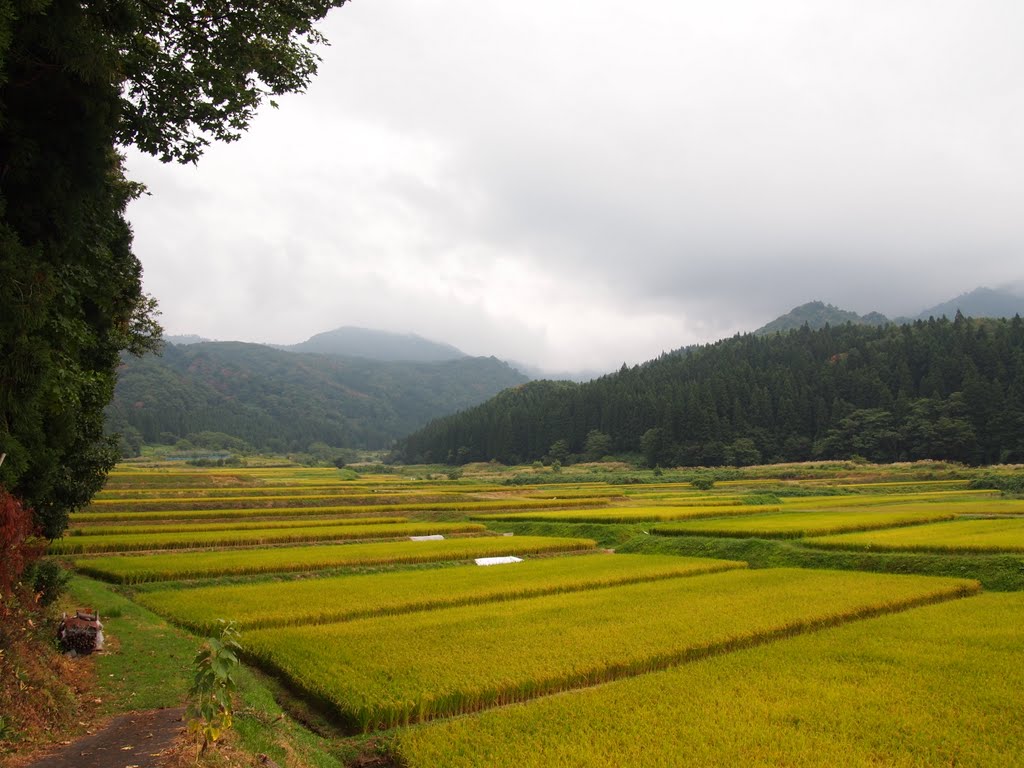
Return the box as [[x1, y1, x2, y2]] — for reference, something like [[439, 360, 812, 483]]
[[105, 341, 527, 454], [398, 315, 1024, 467]]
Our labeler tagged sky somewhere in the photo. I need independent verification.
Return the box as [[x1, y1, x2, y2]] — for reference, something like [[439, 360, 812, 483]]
[[125, 0, 1024, 374]]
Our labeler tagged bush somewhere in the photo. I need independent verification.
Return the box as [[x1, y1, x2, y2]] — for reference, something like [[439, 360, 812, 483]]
[[690, 477, 715, 491], [187, 620, 242, 754], [969, 474, 1024, 495], [27, 561, 69, 607], [0, 488, 44, 607]]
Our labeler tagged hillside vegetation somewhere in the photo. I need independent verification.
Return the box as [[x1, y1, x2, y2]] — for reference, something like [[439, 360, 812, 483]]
[[399, 316, 1024, 466], [105, 341, 526, 453]]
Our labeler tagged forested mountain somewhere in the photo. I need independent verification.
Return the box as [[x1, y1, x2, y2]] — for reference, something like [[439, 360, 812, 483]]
[[280, 326, 467, 362], [755, 302, 889, 335], [398, 316, 1024, 467], [166, 334, 211, 345], [911, 287, 1024, 322], [756, 287, 1024, 337], [106, 342, 526, 452]]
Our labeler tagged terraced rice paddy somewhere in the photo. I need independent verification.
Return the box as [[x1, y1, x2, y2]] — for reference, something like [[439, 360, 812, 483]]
[[66, 515, 408, 536], [49, 521, 488, 554], [242, 568, 976, 730], [805, 517, 1024, 554], [86, 491, 467, 511], [73, 535, 597, 583], [780, 490, 1001, 508], [651, 506, 960, 539], [71, 497, 610, 523], [64, 463, 1024, 766], [396, 591, 1022, 767], [137, 553, 745, 632], [471, 504, 779, 523]]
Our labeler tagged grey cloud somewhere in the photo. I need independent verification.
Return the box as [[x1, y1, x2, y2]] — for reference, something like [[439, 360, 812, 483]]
[[126, 0, 1024, 372]]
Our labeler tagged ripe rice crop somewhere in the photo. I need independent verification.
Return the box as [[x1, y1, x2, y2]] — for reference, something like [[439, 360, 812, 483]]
[[71, 497, 611, 523], [395, 591, 1021, 768], [67, 516, 407, 536], [651, 506, 959, 539], [72, 535, 597, 584], [471, 505, 779, 524], [780, 490, 1000, 509], [833, 479, 971, 489], [242, 569, 976, 731], [92, 485, 428, 500], [87, 492, 464, 512], [101, 467, 346, 489], [49, 521, 486, 555], [137, 554, 746, 633], [612, 494, 743, 505], [805, 517, 1024, 554]]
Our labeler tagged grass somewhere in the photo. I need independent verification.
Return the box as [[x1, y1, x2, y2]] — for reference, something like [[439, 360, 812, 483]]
[[241, 568, 977, 732], [136, 553, 747, 633], [65, 576, 346, 768], [805, 517, 1024, 554], [71, 536, 598, 583], [650, 505, 960, 539], [49, 521, 487, 554], [394, 591, 1023, 768]]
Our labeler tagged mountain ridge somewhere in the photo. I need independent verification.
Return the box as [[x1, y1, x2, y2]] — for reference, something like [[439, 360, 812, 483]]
[[105, 341, 527, 454]]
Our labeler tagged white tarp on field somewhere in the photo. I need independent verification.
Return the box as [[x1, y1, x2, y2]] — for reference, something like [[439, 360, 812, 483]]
[[474, 556, 524, 566], [409, 535, 445, 541]]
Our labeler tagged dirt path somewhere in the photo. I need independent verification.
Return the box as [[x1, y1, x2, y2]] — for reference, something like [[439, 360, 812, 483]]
[[24, 708, 186, 768]]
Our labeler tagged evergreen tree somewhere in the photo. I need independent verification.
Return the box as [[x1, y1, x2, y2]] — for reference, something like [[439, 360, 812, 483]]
[[1, 0, 349, 536]]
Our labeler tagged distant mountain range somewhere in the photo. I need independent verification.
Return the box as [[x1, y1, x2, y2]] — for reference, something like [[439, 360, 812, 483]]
[[115, 286, 1023, 457], [106, 339, 526, 453], [277, 326, 467, 362], [755, 287, 1024, 336]]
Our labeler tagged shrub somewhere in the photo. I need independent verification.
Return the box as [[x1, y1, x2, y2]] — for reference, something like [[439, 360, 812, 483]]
[[27, 561, 69, 607], [187, 620, 242, 754], [0, 487, 44, 608]]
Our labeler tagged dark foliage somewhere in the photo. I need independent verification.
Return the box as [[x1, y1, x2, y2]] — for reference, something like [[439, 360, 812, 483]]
[[399, 316, 1024, 467], [105, 342, 528, 451], [1, 1, 348, 537]]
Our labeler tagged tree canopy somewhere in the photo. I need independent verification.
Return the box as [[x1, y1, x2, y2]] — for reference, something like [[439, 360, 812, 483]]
[[398, 317, 1024, 468], [0, 0, 347, 536]]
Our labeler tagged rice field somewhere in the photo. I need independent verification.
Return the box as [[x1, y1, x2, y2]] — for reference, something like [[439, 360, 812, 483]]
[[780, 490, 1002, 508], [242, 569, 976, 730], [48, 521, 488, 554], [471, 504, 779, 524], [650, 505, 960, 539], [137, 553, 746, 632], [805, 517, 1024, 554], [65, 515, 408, 536], [73, 535, 597, 583], [396, 591, 1023, 767], [65, 462, 1024, 766], [71, 497, 612, 523]]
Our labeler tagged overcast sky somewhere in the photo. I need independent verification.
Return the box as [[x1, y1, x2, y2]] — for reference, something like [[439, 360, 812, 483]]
[[125, 0, 1024, 373]]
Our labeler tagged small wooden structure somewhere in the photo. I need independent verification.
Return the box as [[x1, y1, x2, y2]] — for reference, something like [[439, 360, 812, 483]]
[[58, 609, 104, 654]]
